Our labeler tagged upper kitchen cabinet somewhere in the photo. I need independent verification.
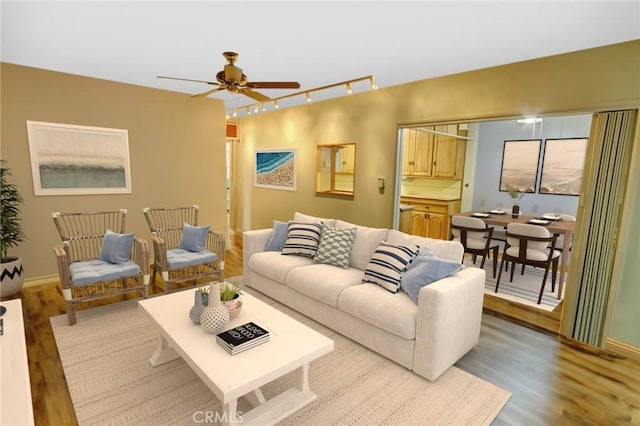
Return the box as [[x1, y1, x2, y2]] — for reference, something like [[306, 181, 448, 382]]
[[402, 126, 466, 179], [316, 143, 356, 197]]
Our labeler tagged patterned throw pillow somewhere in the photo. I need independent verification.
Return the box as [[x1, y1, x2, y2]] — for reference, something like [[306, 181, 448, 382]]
[[314, 225, 357, 268], [281, 221, 323, 258], [362, 241, 419, 293]]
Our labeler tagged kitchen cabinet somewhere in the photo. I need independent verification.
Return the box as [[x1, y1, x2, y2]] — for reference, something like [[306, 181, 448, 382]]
[[402, 127, 466, 179], [402, 129, 434, 176], [401, 197, 461, 240], [336, 144, 356, 173]]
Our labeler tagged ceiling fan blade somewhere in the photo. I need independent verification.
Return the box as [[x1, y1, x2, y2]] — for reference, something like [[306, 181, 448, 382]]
[[158, 75, 220, 86], [241, 88, 271, 102], [192, 87, 226, 98], [246, 81, 301, 89]]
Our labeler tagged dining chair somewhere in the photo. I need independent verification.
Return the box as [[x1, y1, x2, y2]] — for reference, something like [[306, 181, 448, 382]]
[[542, 213, 576, 252], [143, 205, 225, 293], [450, 215, 499, 278], [495, 223, 560, 304], [52, 209, 150, 325]]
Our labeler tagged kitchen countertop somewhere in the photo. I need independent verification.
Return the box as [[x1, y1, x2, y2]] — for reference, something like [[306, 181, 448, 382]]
[[401, 195, 461, 201]]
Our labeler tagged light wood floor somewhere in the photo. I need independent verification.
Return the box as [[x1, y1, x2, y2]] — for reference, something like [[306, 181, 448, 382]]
[[4, 234, 639, 425]]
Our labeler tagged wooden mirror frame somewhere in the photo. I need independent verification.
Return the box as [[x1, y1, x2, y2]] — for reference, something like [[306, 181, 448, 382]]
[[316, 143, 356, 197]]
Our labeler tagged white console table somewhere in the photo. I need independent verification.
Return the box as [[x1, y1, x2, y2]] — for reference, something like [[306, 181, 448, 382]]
[[0, 299, 35, 426]]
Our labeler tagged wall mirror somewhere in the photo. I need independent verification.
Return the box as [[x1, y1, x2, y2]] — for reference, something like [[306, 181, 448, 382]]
[[316, 143, 356, 197]]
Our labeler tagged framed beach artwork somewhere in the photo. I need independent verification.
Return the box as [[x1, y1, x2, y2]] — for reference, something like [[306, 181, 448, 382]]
[[254, 148, 297, 191], [498, 139, 541, 193], [26, 121, 132, 196], [539, 138, 588, 195]]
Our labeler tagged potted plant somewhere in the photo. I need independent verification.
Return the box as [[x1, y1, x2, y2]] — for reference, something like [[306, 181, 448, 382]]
[[1, 161, 26, 297], [506, 185, 525, 218], [219, 281, 242, 314]]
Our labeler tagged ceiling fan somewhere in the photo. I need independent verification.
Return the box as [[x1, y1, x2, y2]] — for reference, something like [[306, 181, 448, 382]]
[[158, 51, 300, 102]]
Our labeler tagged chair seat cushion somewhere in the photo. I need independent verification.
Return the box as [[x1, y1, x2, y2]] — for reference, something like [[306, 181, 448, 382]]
[[167, 248, 217, 269], [70, 260, 141, 286]]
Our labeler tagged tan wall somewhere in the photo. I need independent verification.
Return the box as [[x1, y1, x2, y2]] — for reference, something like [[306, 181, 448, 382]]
[[0, 63, 228, 280], [237, 41, 640, 231]]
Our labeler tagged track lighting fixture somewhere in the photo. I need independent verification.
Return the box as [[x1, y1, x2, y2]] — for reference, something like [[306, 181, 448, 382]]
[[227, 75, 376, 117]]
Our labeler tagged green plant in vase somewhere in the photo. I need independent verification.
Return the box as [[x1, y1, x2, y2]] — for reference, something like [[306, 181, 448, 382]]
[[197, 284, 210, 306], [506, 185, 525, 217], [1, 160, 26, 298], [219, 281, 243, 317]]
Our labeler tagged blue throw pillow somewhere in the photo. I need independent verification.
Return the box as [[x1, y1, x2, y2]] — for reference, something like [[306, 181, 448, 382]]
[[265, 220, 289, 251], [400, 254, 462, 304], [179, 223, 210, 252], [99, 230, 135, 264]]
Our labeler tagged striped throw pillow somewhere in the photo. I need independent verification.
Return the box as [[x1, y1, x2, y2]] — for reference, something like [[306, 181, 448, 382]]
[[363, 242, 419, 293], [281, 221, 323, 258]]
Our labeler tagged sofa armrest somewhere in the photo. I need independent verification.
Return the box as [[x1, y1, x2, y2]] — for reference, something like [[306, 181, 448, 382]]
[[412, 267, 485, 381], [242, 228, 274, 274]]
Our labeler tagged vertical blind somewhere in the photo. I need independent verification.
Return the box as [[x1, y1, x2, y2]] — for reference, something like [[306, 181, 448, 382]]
[[571, 110, 637, 345]]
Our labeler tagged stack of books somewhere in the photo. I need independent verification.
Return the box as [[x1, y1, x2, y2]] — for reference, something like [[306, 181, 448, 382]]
[[216, 322, 270, 355]]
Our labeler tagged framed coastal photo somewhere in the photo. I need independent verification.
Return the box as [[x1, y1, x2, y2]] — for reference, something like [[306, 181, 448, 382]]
[[254, 149, 297, 191], [26, 121, 132, 196], [498, 139, 541, 193], [539, 138, 588, 196]]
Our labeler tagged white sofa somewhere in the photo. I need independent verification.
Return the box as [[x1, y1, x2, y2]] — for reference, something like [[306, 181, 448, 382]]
[[242, 213, 485, 381]]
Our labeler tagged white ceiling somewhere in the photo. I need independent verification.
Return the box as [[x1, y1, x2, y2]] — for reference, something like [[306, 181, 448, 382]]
[[2, 1, 639, 115]]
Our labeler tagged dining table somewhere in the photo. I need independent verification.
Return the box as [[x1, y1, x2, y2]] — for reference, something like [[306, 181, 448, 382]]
[[456, 210, 576, 300]]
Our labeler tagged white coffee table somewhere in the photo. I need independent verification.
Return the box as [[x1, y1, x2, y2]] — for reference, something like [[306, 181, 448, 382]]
[[138, 289, 333, 426]]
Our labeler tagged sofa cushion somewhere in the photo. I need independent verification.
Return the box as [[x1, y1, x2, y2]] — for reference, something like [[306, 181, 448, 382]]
[[286, 264, 364, 307], [282, 221, 323, 258], [314, 225, 357, 268], [293, 211, 336, 228], [386, 229, 463, 263], [362, 242, 419, 293], [249, 251, 313, 284], [339, 283, 417, 340], [265, 220, 289, 251], [335, 220, 388, 270], [401, 251, 463, 303]]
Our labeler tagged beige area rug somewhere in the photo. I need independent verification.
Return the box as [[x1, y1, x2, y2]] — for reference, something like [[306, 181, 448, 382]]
[[463, 255, 565, 311], [51, 288, 511, 426]]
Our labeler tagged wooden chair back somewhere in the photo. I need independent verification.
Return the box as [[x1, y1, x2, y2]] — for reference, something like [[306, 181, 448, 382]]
[[52, 209, 127, 263], [143, 205, 199, 249]]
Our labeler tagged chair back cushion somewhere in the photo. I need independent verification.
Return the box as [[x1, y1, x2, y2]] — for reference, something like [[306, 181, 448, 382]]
[[506, 223, 552, 255], [451, 216, 488, 242]]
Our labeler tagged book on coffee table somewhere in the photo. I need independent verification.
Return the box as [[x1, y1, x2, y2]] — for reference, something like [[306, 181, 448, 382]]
[[216, 321, 270, 355]]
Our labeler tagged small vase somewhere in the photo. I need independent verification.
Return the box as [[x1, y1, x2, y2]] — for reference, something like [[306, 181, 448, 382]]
[[189, 291, 206, 324], [200, 283, 229, 334], [512, 204, 520, 218]]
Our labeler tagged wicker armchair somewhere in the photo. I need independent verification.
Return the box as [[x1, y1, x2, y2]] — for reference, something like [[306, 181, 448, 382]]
[[142, 205, 225, 293], [52, 209, 150, 325]]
